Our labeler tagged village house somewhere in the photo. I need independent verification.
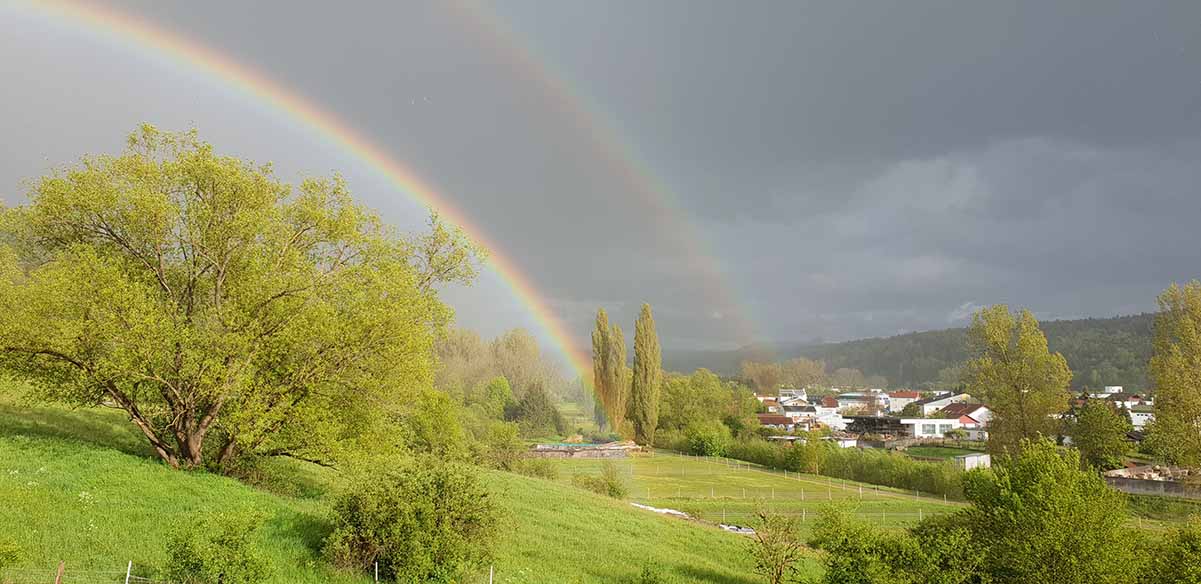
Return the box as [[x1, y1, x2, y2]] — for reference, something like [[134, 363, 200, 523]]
[[937, 402, 991, 441], [835, 389, 890, 413], [911, 391, 971, 416], [756, 413, 797, 432], [887, 390, 922, 413]]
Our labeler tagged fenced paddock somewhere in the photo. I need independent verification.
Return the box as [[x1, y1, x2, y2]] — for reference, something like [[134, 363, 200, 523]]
[[544, 450, 964, 533], [0, 562, 170, 584]]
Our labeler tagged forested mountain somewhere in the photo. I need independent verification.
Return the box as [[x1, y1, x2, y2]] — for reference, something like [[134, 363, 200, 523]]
[[665, 313, 1155, 391]]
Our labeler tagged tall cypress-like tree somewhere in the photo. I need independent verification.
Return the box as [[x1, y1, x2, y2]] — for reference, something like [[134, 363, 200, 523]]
[[591, 309, 629, 433], [611, 323, 629, 435], [631, 304, 663, 446]]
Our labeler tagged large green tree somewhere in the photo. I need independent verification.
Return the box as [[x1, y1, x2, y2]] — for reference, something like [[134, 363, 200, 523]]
[[1067, 398, 1131, 471], [591, 309, 628, 433], [630, 303, 662, 445], [0, 126, 481, 470], [1146, 282, 1201, 466], [965, 305, 1071, 457]]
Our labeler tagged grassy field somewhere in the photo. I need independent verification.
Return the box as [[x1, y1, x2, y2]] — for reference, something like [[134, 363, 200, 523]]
[[903, 445, 979, 459], [545, 452, 965, 537], [0, 397, 774, 584]]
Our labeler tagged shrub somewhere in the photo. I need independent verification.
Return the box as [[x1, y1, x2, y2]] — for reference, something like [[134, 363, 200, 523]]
[[515, 458, 560, 480], [164, 510, 271, 584], [324, 457, 500, 583], [474, 421, 525, 471], [684, 422, 731, 457], [573, 461, 628, 499]]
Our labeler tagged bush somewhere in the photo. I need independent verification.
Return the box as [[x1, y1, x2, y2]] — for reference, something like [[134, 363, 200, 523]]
[[515, 457, 560, 480], [324, 457, 501, 583], [474, 421, 525, 471], [685, 422, 731, 457], [164, 510, 271, 584], [573, 461, 628, 499]]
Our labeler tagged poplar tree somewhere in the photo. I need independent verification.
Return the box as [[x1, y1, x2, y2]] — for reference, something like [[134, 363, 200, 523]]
[[630, 303, 662, 446], [965, 305, 1071, 457], [591, 309, 628, 432]]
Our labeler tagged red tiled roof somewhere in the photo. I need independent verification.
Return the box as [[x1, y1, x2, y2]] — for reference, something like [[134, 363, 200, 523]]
[[939, 402, 985, 418], [889, 390, 922, 399], [757, 414, 794, 426], [821, 396, 839, 408]]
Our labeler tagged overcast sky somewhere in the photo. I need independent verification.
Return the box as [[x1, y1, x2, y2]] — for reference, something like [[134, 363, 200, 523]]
[[2, 1, 1199, 361]]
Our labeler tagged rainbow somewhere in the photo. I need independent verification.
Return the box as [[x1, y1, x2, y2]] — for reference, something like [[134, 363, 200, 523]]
[[13, 0, 593, 377], [449, 1, 762, 348]]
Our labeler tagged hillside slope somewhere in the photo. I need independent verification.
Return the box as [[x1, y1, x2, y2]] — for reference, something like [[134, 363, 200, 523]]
[[667, 313, 1155, 390], [0, 400, 763, 583]]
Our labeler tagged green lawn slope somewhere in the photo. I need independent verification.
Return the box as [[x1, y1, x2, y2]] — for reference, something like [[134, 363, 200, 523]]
[[0, 398, 773, 583]]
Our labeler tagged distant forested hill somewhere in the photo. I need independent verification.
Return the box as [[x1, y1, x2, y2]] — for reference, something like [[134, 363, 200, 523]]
[[665, 313, 1155, 391]]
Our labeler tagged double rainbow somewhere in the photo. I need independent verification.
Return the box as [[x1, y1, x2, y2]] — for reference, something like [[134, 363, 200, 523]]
[[16, 0, 593, 376]]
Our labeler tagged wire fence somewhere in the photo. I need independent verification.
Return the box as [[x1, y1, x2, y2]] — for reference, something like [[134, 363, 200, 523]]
[[0, 563, 172, 584]]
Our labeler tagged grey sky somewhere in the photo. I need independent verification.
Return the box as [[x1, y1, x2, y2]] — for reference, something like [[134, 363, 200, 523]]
[[1, 1, 1199, 364]]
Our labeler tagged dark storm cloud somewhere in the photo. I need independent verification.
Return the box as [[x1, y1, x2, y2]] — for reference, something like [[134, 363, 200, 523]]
[[1, 1, 1199, 354]]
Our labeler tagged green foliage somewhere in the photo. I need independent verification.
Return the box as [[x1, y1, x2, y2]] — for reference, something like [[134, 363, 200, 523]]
[[165, 510, 271, 584], [592, 309, 630, 433], [961, 438, 1133, 583], [657, 369, 728, 432], [966, 306, 1071, 457], [809, 506, 984, 584], [748, 507, 806, 584], [1140, 518, 1201, 584], [0, 125, 481, 470], [1147, 282, 1201, 466], [631, 304, 663, 446], [1067, 398, 1131, 470], [572, 461, 628, 499], [324, 457, 500, 583], [476, 376, 516, 419], [473, 421, 526, 471], [676, 314, 1154, 391], [514, 458, 560, 480], [810, 440, 1133, 584], [401, 388, 468, 460], [808, 505, 924, 584], [505, 382, 565, 437], [684, 421, 732, 457]]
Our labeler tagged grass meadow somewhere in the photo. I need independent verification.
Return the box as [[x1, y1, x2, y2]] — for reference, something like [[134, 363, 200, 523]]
[[546, 451, 964, 538], [0, 396, 769, 584]]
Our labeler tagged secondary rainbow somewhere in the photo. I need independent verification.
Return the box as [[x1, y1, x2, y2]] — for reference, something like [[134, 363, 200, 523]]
[[17, 0, 593, 377]]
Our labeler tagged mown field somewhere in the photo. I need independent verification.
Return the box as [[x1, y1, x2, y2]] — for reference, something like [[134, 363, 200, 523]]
[[545, 451, 965, 537], [0, 397, 776, 584]]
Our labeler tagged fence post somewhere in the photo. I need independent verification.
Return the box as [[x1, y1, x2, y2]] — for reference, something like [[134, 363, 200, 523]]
[[490, 565, 494, 584], [375, 561, 379, 582], [919, 509, 923, 521], [54, 561, 64, 584], [801, 488, 804, 501], [125, 560, 133, 584], [802, 508, 806, 522]]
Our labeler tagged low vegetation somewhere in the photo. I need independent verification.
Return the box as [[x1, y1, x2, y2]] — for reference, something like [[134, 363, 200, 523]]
[[0, 398, 761, 583]]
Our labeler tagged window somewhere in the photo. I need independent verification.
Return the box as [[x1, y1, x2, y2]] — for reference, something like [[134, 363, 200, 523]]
[[921, 424, 936, 436], [939, 424, 953, 435]]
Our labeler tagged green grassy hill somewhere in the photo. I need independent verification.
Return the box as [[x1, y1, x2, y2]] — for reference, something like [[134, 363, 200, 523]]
[[666, 312, 1155, 390], [0, 398, 767, 583]]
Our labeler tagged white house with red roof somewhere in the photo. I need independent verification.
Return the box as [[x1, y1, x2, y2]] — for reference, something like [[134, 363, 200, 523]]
[[937, 402, 991, 441]]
